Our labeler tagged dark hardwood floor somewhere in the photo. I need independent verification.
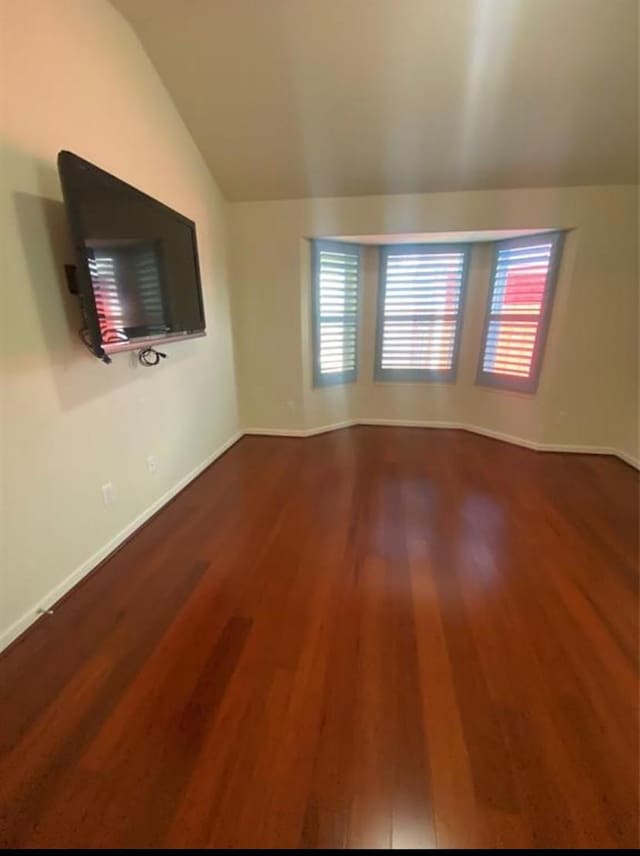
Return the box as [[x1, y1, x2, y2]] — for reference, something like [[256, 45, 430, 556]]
[[0, 427, 637, 849]]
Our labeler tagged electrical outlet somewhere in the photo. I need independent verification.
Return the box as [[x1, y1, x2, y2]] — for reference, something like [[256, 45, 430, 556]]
[[147, 455, 158, 474], [102, 482, 116, 506]]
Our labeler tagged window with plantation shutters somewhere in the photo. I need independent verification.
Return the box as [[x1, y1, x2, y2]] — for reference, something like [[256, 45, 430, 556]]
[[375, 244, 470, 382], [477, 232, 564, 392], [311, 239, 361, 386]]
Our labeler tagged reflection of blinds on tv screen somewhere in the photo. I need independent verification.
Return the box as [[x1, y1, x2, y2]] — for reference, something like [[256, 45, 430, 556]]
[[87, 240, 168, 345]]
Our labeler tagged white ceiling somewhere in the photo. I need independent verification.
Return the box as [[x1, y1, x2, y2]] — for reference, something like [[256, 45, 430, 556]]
[[112, 0, 639, 202]]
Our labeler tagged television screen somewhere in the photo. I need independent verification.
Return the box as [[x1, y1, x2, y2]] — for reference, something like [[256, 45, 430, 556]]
[[58, 151, 206, 361]]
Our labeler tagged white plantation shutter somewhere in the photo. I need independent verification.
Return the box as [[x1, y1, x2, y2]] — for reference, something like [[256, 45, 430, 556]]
[[478, 232, 564, 392], [312, 240, 361, 386], [376, 244, 470, 382]]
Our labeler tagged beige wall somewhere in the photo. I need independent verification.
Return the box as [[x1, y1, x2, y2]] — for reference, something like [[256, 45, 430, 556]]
[[0, 0, 239, 648], [229, 185, 638, 460]]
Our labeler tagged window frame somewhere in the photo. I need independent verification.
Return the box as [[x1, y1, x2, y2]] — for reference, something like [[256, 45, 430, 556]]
[[311, 238, 362, 387], [476, 231, 565, 394], [374, 242, 471, 383]]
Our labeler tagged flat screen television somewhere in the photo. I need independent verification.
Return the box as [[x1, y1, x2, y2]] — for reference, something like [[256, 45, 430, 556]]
[[58, 151, 206, 362]]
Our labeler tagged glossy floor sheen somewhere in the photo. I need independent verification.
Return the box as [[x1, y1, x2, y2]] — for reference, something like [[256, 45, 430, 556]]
[[0, 428, 638, 849]]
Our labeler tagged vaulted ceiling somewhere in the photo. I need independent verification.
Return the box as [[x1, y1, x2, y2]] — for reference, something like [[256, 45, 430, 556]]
[[112, 0, 638, 201]]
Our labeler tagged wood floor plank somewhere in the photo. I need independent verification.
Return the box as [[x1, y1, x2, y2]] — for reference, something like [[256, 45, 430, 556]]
[[0, 427, 637, 849]]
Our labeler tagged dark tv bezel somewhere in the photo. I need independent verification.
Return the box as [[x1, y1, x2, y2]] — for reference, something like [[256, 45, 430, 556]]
[[57, 150, 206, 361]]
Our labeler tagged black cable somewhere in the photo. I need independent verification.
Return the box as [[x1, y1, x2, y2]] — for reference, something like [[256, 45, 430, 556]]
[[138, 347, 167, 367], [78, 329, 112, 363]]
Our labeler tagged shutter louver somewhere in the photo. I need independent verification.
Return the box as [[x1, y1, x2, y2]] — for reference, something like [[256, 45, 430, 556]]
[[478, 233, 564, 392], [312, 240, 361, 386], [376, 245, 469, 381]]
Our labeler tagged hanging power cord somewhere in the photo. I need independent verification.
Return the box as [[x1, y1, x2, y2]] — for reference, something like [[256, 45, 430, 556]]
[[138, 347, 167, 367], [78, 328, 112, 364]]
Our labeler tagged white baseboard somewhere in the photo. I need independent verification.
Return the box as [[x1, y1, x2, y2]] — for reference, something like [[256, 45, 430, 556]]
[[0, 431, 243, 655], [244, 419, 356, 438], [245, 419, 639, 469], [305, 419, 356, 436], [243, 427, 307, 437], [612, 450, 640, 469], [359, 417, 464, 432]]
